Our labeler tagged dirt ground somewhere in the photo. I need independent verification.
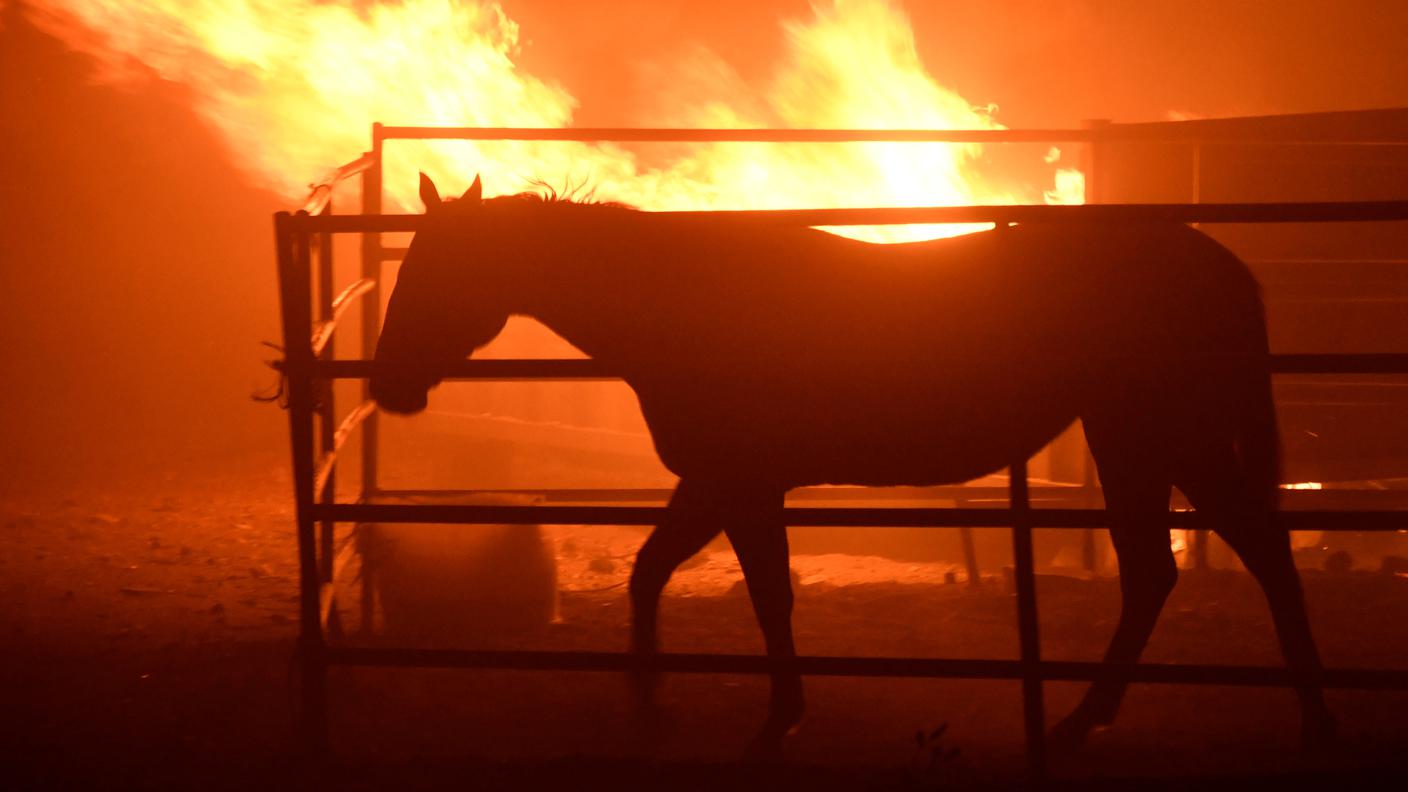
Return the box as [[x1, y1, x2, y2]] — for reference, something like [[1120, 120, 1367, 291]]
[[3, 459, 1407, 791]]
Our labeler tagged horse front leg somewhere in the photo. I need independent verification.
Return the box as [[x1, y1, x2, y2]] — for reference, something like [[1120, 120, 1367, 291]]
[[627, 479, 725, 724], [722, 491, 802, 759]]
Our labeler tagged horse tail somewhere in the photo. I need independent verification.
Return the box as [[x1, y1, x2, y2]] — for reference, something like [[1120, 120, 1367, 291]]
[[1235, 297, 1282, 510]]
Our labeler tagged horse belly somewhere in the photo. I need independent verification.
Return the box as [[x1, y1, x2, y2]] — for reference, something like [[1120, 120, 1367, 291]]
[[779, 406, 1075, 487], [644, 377, 1079, 488]]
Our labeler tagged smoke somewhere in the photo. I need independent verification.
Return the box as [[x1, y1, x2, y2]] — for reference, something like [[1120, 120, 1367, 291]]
[[22, 0, 581, 204], [0, 8, 287, 491]]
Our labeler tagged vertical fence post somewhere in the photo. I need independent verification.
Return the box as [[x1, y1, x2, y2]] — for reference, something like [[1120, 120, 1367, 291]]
[[317, 201, 336, 587], [276, 211, 328, 754], [356, 127, 385, 637], [1010, 457, 1046, 781], [1078, 119, 1112, 577], [1188, 142, 1212, 571], [360, 125, 384, 499], [1080, 119, 1110, 204], [959, 522, 981, 588], [1190, 143, 1203, 206]]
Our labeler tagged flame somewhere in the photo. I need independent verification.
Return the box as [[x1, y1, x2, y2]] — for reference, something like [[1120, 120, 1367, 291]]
[[627, 0, 1019, 240], [26, 0, 1081, 241], [24, 0, 599, 207]]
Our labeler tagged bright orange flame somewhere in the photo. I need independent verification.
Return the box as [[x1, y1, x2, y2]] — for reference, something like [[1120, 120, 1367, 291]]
[[28, 0, 1082, 241]]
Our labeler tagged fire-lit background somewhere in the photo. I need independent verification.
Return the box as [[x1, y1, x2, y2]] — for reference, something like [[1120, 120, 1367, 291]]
[[3, 0, 1408, 490]]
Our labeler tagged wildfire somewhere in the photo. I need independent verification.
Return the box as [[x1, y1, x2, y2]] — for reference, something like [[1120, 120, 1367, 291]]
[[26, 0, 1082, 242]]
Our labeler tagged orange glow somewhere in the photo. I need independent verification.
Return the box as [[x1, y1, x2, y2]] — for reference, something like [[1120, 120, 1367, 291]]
[[28, 0, 1081, 241]]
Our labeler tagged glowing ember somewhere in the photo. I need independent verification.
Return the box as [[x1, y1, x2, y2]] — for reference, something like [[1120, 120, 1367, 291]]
[[27, 0, 1081, 242]]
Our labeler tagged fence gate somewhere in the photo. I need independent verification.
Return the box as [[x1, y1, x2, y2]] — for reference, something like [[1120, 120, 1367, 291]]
[[274, 123, 1408, 782]]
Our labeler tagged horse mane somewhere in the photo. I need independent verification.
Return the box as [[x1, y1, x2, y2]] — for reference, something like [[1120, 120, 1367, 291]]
[[494, 178, 636, 211]]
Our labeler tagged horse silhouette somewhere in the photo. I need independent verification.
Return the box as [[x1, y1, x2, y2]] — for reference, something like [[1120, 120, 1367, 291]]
[[371, 173, 1335, 757]]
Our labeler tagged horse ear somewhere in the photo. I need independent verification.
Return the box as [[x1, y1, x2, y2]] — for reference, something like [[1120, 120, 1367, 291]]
[[419, 172, 442, 211], [462, 174, 483, 203]]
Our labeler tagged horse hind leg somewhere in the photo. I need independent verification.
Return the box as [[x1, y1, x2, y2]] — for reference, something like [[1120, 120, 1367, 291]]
[[628, 479, 726, 721], [1051, 420, 1177, 752], [1174, 445, 1336, 747], [722, 499, 803, 760]]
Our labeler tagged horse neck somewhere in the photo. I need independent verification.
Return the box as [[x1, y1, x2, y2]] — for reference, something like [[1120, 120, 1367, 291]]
[[514, 205, 657, 358]]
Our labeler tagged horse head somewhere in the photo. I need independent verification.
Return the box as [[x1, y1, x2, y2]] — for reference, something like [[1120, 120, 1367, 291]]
[[370, 172, 510, 415]]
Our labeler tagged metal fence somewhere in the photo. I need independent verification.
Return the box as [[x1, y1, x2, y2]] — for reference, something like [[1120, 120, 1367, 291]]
[[273, 123, 1408, 781]]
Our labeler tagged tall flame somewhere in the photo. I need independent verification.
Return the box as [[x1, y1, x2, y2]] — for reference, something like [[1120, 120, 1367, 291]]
[[26, 0, 1081, 241], [629, 0, 1016, 240]]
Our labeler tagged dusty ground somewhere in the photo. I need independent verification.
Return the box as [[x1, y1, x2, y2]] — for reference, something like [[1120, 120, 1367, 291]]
[[3, 460, 1407, 791]]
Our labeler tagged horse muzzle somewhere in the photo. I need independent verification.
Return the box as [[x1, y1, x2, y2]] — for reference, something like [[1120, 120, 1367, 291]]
[[370, 368, 436, 415]]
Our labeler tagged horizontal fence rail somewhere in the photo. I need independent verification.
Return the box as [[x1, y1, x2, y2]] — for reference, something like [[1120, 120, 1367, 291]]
[[376, 125, 1408, 146], [324, 647, 1408, 691], [299, 354, 1408, 380], [367, 485, 1408, 509], [312, 503, 1406, 532], [285, 199, 1408, 234]]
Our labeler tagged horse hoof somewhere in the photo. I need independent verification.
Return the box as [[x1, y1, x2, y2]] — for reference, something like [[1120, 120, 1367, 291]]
[[741, 708, 803, 764], [742, 728, 789, 765], [1048, 714, 1099, 755]]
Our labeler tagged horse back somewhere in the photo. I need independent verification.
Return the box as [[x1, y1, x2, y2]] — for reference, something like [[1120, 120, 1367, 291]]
[[549, 218, 1264, 487]]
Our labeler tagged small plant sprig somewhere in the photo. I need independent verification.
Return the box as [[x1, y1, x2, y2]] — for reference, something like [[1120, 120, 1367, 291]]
[[907, 721, 962, 788]]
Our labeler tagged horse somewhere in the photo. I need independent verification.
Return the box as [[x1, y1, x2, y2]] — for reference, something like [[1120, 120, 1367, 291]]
[[370, 172, 1335, 757]]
